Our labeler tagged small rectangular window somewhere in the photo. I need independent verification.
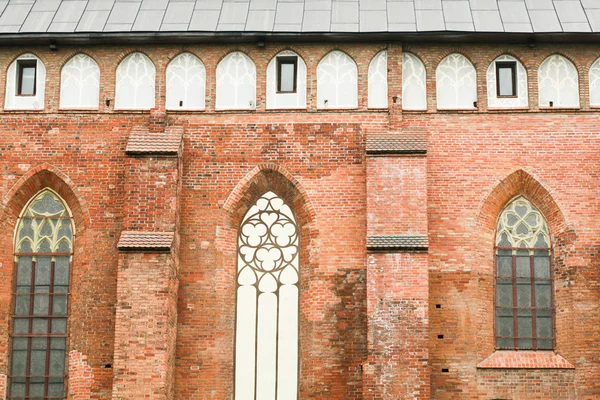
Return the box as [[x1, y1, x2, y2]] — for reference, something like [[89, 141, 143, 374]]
[[277, 56, 297, 93], [17, 60, 37, 96], [496, 61, 516, 97]]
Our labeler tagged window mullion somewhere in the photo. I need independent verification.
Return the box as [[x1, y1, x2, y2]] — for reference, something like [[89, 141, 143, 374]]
[[511, 253, 518, 349], [530, 253, 537, 350]]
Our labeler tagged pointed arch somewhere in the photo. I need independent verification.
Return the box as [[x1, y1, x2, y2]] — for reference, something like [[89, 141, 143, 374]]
[[60, 53, 100, 109], [316, 50, 358, 109], [1, 165, 90, 235], [477, 169, 571, 242], [9, 189, 74, 398]]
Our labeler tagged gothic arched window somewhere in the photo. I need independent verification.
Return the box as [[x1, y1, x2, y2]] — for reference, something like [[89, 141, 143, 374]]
[[5, 53, 46, 110], [495, 197, 553, 350], [235, 192, 299, 400], [216, 51, 256, 110], [166, 52, 206, 110], [9, 190, 74, 399], [486, 55, 528, 108], [60, 54, 100, 109], [266, 50, 307, 110], [317, 50, 358, 109], [589, 57, 600, 106], [368, 50, 388, 108], [436, 53, 477, 109], [402, 53, 427, 110], [115, 52, 156, 110], [538, 54, 579, 107]]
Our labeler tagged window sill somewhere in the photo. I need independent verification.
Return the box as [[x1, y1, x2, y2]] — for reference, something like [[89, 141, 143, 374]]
[[538, 106, 580, 111], [487, 107, 530, 111], [3, 108, 44, 112], [477, 350, 574, 369]]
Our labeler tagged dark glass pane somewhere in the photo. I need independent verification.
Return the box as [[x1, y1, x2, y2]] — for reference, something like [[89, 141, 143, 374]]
[[536, 282, 552, 308], [537, 316, 552, 338], [534, 255, 550, 278], [535, 233, 549, 248], [53, 295, 68, 316], [51, 318, 67, 334], [49, 349, 65, 376], [39, 220, 54, 237], [538, 339, 553, 349], [57, 240, 71, 253], [518, 338, 533, 349], [497, 233, 511, 247], [496, 282, 513, 307], [10, 381, 26, 396], [16, 256, 32, 286], [13, 318, 29, 334], [54, 257, 70, 286], [11, 338, 28, 376], [35, 257, 51, 286], [518, 315, 532, 337], [28, 378, 44, 397], [497, 256, 512, 277], [57, 219, 72, 241], [517, 283, 531, 307], [30, 338, 47, 376], [48, 380, 65, 396], [15, 295, 30, 315], [33, 294, 49, 315], [37, 239, 51, 252], [279, 60, 296, 92], [496, 338, 513, 348], [18, 239, 33, 253], [498, 66, 514, 96], [20, 66, 35, 95], [32, 318, 48, 335], [51, 337, 65, 350], [496, 315, 513, 337], [516, 252, 530, 277], [19, 219, 34, 240]]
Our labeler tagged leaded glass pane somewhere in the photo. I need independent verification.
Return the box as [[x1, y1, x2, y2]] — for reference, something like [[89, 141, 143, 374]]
[[496, 197, 550, 248], [518, 338, 533, 349], [32, 318, 48, 334], [496, 315, 513, 337], [518, 316, 532, 337], [35, 257, 51, 286], [52, 318, 67, 335], [497, 255, 512, 277], [47, 380, 64, 397], [13, 318, 29, 334], [10, 381, 26, 396], [536, 283, 552, 308], [17, 256, 32, 287], [49, 350, 65, 376], [517, 284, 531, 307], [537, 316, 552, 338], [15, 294, 30, 315], [29, 378, 44, 396], [53, 295, 68, 315], [30, 338, 47, 376], [496, 281, 512, 307], [516, 253, 530, 277], [496, 338, 513, 348], [33, 294, 49, 315], [54, 257, 70, 286]]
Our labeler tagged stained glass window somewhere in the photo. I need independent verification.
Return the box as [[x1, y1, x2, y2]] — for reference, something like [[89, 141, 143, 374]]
[[235, 192, 299, 400], [495, 197, 553, 350], [9, 190, 73, 400]]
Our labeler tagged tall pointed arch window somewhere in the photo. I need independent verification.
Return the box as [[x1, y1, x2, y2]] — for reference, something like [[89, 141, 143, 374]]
[[317, 50, 358, 109], [166, 52, 206, 110], [235, 192, 299, 400], [9, 190, 74, 399], [436, 53, 477, 109], [216, 51, 256, 110], [495, 197, 553, 350], [368, 50, 388, 108], [402, 53, 427, 110]]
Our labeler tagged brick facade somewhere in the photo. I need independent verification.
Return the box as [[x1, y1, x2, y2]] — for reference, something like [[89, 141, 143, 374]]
[[0, 40, 598, 399]]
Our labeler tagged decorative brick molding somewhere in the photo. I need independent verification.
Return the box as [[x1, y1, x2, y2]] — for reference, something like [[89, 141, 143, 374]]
[[477, 351, 575, 369], [366, 234, 428, 251], [366, 134, 427, 155], [125, 126, 183, 156], [117, 231, 175, 252]]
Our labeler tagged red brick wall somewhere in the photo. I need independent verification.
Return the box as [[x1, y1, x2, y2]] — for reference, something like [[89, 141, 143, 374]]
[[0, 40, 597, 400]]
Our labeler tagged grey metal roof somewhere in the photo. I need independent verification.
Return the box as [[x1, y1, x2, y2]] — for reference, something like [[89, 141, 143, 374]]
[[2, 0, 600, 35]]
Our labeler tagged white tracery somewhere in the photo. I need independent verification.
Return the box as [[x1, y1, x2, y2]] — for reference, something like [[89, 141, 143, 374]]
[[60, 54, 100, 109], [436, 53, 477, 109], [166, 52, 206, 110], [589, 57, 600, 106], [368, 50, 388, 108], [486, 55, 528, 108], [402, 53, 427, 110], [266, 50, 307, 109], [538, 54, 579, 107], [317, 50, 358, 108], [216, 51, 256, 110], [496, 197, 549, 249], [115, 52, 156, 110], [235, 191, 299, 400], [5, 53, 46, 110]]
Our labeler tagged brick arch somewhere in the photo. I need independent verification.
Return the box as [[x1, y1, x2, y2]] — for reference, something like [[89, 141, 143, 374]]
[[477, 169, 573, 247], [219, 163, 320, 398], [224, 163, 317, 233], [1, 163, 90, 234]]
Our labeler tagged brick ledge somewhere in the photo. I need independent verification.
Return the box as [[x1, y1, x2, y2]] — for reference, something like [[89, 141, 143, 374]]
[[117, 231, 174, 252], [366, 234, 428, 251], [477, 351, 574, 369]]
